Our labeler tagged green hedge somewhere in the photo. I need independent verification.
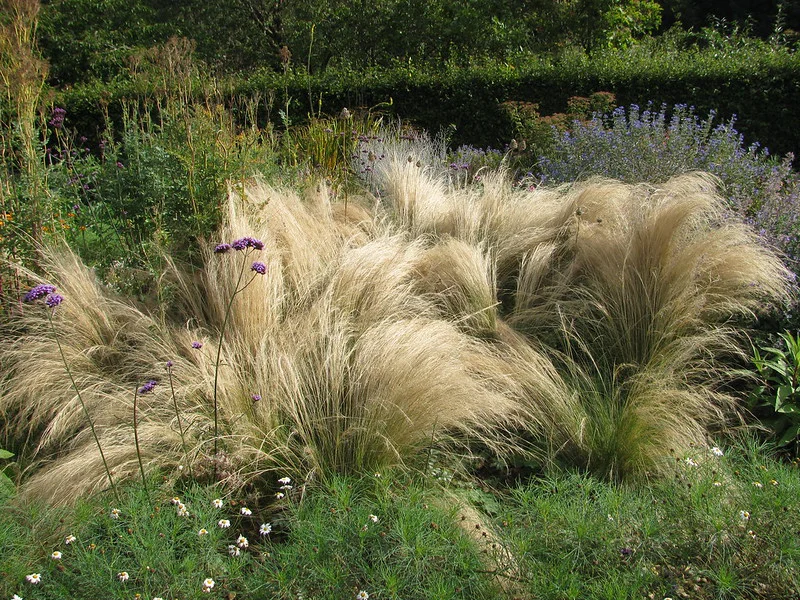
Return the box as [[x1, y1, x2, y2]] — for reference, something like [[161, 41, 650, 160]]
[[56, 46, 800, 157]]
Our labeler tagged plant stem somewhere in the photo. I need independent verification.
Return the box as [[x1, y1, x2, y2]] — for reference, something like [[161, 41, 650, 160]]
[[167, 362, 192, 476], [47, 311, 119, 502], [212, 251, 250, 470], [133, 387, 150, 504]]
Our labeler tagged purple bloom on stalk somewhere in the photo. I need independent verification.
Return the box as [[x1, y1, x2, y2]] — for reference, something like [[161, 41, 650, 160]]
[[49, 107, 66, 129], [166, 360, 174, 368], [231, 236, 264, 251], [214, 243, 232, 254], [116, 161, 124, 169], [45, 294, 63, 308], [191, 341, 203, 349], [251, 261, 267, 275], [24, 284, 57, 302], [138, 380, 157, 394], [252, 394, 261, 402]]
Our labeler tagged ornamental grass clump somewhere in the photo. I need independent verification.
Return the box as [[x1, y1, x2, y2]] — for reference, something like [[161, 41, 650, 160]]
[[373, 155, 791, 479]]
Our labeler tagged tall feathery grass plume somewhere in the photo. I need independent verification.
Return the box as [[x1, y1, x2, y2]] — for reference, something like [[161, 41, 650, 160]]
[[368, 151, 792, 479]]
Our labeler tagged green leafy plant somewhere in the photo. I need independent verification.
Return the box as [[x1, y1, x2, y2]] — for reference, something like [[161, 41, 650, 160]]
[[750, 331, 800, 449], [0, 448, 14, 495]]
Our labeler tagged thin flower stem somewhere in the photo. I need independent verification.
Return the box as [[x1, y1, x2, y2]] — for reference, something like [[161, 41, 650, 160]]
[[47, 311, 119, 502], [167, 363, 192, 477], [133, 387, 151, 504], [212, 249, 250, 468]]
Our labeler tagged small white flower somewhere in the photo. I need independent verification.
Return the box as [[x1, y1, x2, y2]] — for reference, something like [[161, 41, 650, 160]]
[[26, 573, 41, 584], [356, 591, 369, 600], [65, 534, 76, 544], [713, 481, 722, 487], [607, 514, 614, 522], [259, 523, 272, 536], [753, 481, 764, 489], [275, 492, 285, 500], [685, 457, 698, 467], [240, 507, 252, 516], [739, 510, 751, 521], [770, 479, 779, 486], [373, 472, 381, 478], [368, 514, 378, 523], [153, 597, 164, 600], [110, 508, 121, 519], [118, 571, 129, 582], [202, 577, 215, 592], [228, 544, 241, 556], [237, 534, 249, 548], [13, 594, 23, 600], [177, 503, 190, 517], [218, 519, 231, 529], [171, 496, 181, 505], [747, 529, 757, 539], [710, 446, 724, 457], [361, 524, 368, 531], [212, 498, 224, 508], [278, 477, 291, 485], [198, 528, 209, 536], [280, 484, 293, 490], [51, 551, 62, 560]]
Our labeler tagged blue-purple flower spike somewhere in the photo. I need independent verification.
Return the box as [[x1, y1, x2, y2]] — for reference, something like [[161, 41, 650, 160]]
[[24, 284, 57, 302], [231, 237, 264, 251], [214, 243, 232, 254], [251, 261, 267, 275], [138, 380, 157, 394]]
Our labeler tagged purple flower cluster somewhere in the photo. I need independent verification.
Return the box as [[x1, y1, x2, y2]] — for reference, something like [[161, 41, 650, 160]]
[[231, 236, 265, 251], [45, 294, 64, 308], [251, 261, 267, 275], [24, 284, 57, 302], [138, 380, 157, 394], [214, 243, 232, 254], [49, 107, 66, 129], [191, 341, 203, 349]]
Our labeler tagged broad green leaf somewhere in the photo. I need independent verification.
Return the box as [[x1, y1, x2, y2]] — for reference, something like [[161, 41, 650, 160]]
[[0, 449, 13, 459]]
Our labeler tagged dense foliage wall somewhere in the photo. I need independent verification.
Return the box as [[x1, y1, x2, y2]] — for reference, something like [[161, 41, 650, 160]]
[[56, 46, 800, 158]]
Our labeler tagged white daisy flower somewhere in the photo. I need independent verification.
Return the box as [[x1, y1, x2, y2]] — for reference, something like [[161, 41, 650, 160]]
[[275, 492, 285, 500], [278, 477, 291, 485], [684, 457, 698, 467], [710, 447, 724, 457], [237, 534, 249, 548], [228, 544, 241, 556], [368, 514, 378, 523], [51, 551, 62, 560], [218, 519, 231, 529], [739, 510, 751, 521], [198, 528, 209, 536], [259, 523, 272, 535], [110, 508, 121, 519], [212, 498, 224, 508], [356, 591, 369, 600], [171, 496, 181, 505], [240, 507, 252, 516], [65, 534, 76, 544], [753, 481, 764, 489], [26, 573, 41, 584], [118, 571, 130, 582], [202, 577, 215, 592]]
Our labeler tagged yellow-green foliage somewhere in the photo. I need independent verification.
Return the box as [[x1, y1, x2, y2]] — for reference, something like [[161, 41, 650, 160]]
[[1, 158, 791, 501]]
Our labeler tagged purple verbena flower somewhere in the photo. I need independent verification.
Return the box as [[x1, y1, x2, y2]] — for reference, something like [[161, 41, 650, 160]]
[[49, 107, 66, 129], [191, 341, 203, 349], [138, 380, 157, 394], [231, 236, 264, 251], [45, 294, 63, 308], [24, 284, 57, 302], [251, 261, 267, 275], [252, 394, 261, 402], [166, 360, 174, 368], [214, 243, 232, 254]]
